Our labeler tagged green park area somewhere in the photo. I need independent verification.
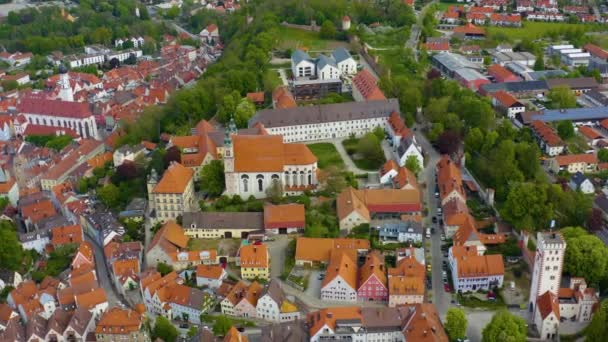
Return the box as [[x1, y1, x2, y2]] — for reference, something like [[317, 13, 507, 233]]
[[487, 21, 605, 41], [307, 143, 345, 169], [277, 26, 347, 51]]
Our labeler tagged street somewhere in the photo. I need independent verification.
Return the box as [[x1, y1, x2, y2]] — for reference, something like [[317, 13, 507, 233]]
[[84, 234, 128, 308]]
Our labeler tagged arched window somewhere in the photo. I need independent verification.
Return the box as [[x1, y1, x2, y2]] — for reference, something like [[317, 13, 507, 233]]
[[292, 171, 297, 185], [308, 174, 312, 185], [284, 171, 290, 186], [300, 171, 305, 186], [241, 175, 249, 192], [256, 175, 264, 192]]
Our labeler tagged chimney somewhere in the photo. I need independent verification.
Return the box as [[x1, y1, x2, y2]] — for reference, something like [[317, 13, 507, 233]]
[[327, 312, 333, 318]]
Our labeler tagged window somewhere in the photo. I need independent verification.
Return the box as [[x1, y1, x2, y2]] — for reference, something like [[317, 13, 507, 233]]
[[241, 175, 249, 192]]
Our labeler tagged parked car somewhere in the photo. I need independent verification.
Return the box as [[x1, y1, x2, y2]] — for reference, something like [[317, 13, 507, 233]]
[[441, 234, 446, 241], [427, 264, 432, 272], [432, 216, 437, 223]]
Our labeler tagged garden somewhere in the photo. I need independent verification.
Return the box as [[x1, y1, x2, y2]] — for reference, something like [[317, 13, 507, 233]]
[[307, 143, 345, 169], [342, 129, 387, 171]]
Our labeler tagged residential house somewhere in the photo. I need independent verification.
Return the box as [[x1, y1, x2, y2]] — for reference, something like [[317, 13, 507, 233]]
[[200, 24, 220, 44], [549, 154, 598, 174], [386, 111, 413, 148], [489, 13, 522, 27], [569, 172, 595, 194], [169, 284, 213, 324], [0, 270, 22, 292], [112, 259, 140, 295], [238, 244, 269, 280], [357, 251, 388, 302], [578, 126, 604, 146], [113, 143, 146, 167], [388, 256, 426, 306], [50, 224, 84, 247], [195, 264, 227, 288], [39, 140, 105, 190], [294, 237, 370, 267], [95, 307, 149, 342], [145, 221, 189, 269], [530, 121, 565, 156], [147, 162, 195, 223], [534, 291, 560, 341], [448, 246, 505, 292], [220, 281, 262, 318], [320, 250, 358, 302], [63, 307, 96, 341], [491, 90, 526, 119], [378, 220, 423, 244], [256, 281, 300, 323], [396, 135, 424, 170], [488, 64, 520, 83], [337, 187, 421, 231], [436, 156, 466, 206]]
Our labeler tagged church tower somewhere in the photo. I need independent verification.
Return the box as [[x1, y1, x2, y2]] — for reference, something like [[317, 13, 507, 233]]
[[223, 118, 238, 195], [57, 65, 73, 102], [529, 231, 566, 313], [147, 169, 158, 211]]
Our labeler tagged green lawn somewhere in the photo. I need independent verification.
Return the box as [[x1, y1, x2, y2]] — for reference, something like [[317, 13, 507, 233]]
[[487, 21, 606, 41], [277, 26, 346, 51], [565, 134, 590, 154], [359, 27, 410, 49], [307, 143, 345, 169], [188, 238, 219, 251], [342, 138, 386, 171]]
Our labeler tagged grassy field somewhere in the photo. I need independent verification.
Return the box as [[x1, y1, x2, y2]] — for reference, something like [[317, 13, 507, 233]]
[[307, 143, 345, 169], [277, 26, 347, 51], [359, 27, 410, 49], [188, 238, 219, 251], [487, 21, 606, 41]]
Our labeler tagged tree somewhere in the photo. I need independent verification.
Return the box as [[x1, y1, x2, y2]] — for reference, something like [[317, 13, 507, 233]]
[[586, 300, 608, 342], [561, 226, 608, 286], [97, 184, 121, 209], [405, 155, 421, 175], [152, 316, 178, 342], [482, 310, 527, 342], [164, 146, 181, 167], [265, 179, 283, 203], [1, 80, 18, 91], [557, 120, 575, 140], [587, 208, 604, 232], [212, 315, 233, 336], [318, 165, 347, 195], [436, 130, 462, 155], [356, 133, 385, 167], [320, 20, 337, 39], [599, 149, 608, 163], [157, 262, 173, 276], [502, 182, 552, 231], [0, 221, 24, 271], [533, 53, 545, 71], [548, 85, 576, 109], [164, 5, 180, 19], [445, 308, 467, 341], [199, 160, 225, 197], [115, 162, 138, 181], [234, 98, 256, 128]]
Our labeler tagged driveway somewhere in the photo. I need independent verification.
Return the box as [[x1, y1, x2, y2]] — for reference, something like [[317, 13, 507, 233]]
[[305, 270, 323, 298], [266, 235, 290, 278]]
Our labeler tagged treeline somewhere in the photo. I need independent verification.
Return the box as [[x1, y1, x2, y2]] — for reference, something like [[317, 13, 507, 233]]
[[1, 1, 167, 54]]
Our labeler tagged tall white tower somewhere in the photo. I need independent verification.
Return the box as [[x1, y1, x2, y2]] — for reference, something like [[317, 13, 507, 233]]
[[529, 231, 566, 313], [57, 65, 73, 102]]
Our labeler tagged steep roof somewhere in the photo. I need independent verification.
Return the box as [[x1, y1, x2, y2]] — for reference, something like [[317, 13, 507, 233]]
[[322, 249, 358, 290], [337, 187, 421, 221], [554, 153, 598, 166], [196, 264, 224, 280], [388, 275, 424, 296], [307, 306, 362, 337], [358, 251, 387, 289], [18, 98, 92, 118], [153, 162, 194, 194], [239, 244, 269, 269], [51, 224, 83, 246], [455, 254, 504, 278], [147, 221, 189, 254], [232, 135, 316, 172], [352, 69, 386, 101], [537, 290, 560, 320], [95, 307, 142, 334]]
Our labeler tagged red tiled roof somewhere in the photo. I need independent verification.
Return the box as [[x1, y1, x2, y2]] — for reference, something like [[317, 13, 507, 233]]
[[454, 23, 486, 35], [487, 64, 518, 82], [554, 153, 598, 166], [352, 69, 386, 101], [537, 291, 560, 320], [492, 90, 520, 107], [18, 98, 92, 118], [424, 41, 450, 52], [578, 126, 604, 140]]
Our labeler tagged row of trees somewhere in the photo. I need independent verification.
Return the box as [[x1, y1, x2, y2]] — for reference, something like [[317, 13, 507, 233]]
[[2, 2, 165, 55]]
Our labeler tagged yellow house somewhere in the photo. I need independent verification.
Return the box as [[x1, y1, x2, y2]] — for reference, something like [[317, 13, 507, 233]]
[[239, 244, 269, 280]]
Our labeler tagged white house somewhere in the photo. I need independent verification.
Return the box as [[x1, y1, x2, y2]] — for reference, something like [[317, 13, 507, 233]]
[[0, 117, 11, 141], [534, 291, 560, 341], [569, 172, 594, 194], [168, 285, 210, 324], [320, 251, 358, 302], [255, 281, 300, 323], [316, 55, 340, 80], [200, 24, 220, 44], [19, 229, 50, 253], [448, 246, 504, 292], [113, 143, 146, 167], [195, 265, 227, 288], [291, 50, 316, 78], [396, 136, 424, 169], [331, 48, 357, 75], [0, 270, 22, 291], [0, 169, 19, 206]]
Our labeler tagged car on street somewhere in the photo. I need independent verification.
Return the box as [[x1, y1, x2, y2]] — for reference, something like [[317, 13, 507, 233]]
[[441, 234, 446, 241], [431, 227, 435, 234], [432, 216, 437, 223], [445, 284, 451, 292], [427, 264, 432, 272], [437, 206, 442, 214]]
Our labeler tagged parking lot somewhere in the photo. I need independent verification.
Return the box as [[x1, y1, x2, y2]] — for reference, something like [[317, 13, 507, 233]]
[[305, 270, 325, 298]]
